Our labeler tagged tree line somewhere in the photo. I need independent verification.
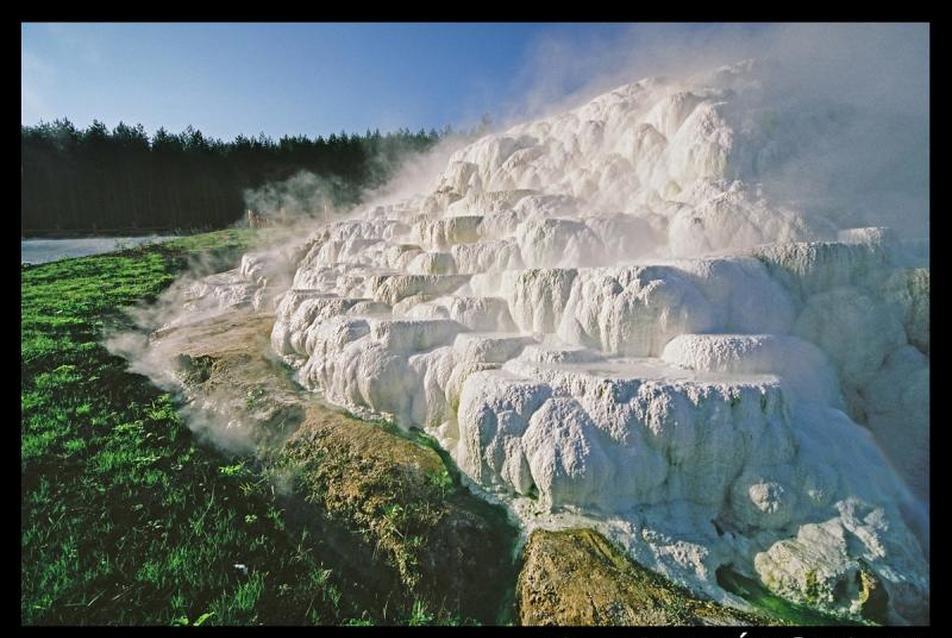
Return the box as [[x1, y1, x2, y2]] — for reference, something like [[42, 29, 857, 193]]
[[21, 119, 460, 236]]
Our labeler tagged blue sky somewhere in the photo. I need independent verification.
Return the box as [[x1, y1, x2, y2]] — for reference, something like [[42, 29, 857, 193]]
[[21, 24, 927, 142], [21, 22, 641, 141]]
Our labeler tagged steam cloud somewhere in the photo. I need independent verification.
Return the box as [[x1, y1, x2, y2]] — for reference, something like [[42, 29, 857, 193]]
[[505, 23, 928, 238]]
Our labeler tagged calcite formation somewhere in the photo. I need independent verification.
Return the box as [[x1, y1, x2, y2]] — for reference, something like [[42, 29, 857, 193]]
[[173, 61, 929, 623]]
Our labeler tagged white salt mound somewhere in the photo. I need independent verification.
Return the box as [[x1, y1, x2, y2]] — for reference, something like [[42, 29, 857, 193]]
[[178, 61, 929, 623]]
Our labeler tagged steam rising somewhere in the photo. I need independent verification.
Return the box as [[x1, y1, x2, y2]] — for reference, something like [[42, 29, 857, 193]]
[[509, 23, 928, 237], [243, 171, 344, 224], [107, 24, 928, 624]]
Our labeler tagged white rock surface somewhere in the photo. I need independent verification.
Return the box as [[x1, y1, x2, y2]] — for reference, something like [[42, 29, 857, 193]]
[[167, 61, 928, 623]]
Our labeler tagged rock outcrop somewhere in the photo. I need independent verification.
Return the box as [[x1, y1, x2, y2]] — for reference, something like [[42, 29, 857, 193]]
[[517, 528, 767, 626]]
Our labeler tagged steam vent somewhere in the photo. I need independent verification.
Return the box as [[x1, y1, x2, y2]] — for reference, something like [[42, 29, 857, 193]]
[[175, 61, 929, 623]]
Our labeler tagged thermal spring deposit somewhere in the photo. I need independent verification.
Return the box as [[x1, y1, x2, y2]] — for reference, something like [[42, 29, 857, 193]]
[[162, 61, 930, 623]]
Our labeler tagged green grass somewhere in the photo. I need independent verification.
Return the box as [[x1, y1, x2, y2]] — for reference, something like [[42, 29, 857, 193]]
[[20, 229, 423, 625]]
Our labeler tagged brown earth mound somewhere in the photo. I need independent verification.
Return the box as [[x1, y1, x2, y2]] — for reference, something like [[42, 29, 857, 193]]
[[516, 528, 769, 626]]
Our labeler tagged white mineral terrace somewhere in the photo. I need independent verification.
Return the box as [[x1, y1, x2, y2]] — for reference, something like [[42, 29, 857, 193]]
[[171, 61, 929, 623]]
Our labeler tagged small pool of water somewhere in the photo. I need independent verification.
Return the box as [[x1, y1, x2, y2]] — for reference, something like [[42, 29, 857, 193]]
[[21, 235, 179, 265]]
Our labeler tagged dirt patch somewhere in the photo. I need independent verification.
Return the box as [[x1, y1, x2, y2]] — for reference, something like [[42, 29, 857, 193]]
[[279, 407, 517, 622], [516, 528, 769, 626], [155, 312, 305, 452]]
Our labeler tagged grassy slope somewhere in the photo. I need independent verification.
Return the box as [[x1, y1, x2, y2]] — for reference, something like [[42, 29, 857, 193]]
[[20, 230, 404, 625]]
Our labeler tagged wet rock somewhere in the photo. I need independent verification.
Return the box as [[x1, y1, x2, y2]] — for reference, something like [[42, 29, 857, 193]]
[[516, 528, 766, 626], [858, 566, 890, 624]]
